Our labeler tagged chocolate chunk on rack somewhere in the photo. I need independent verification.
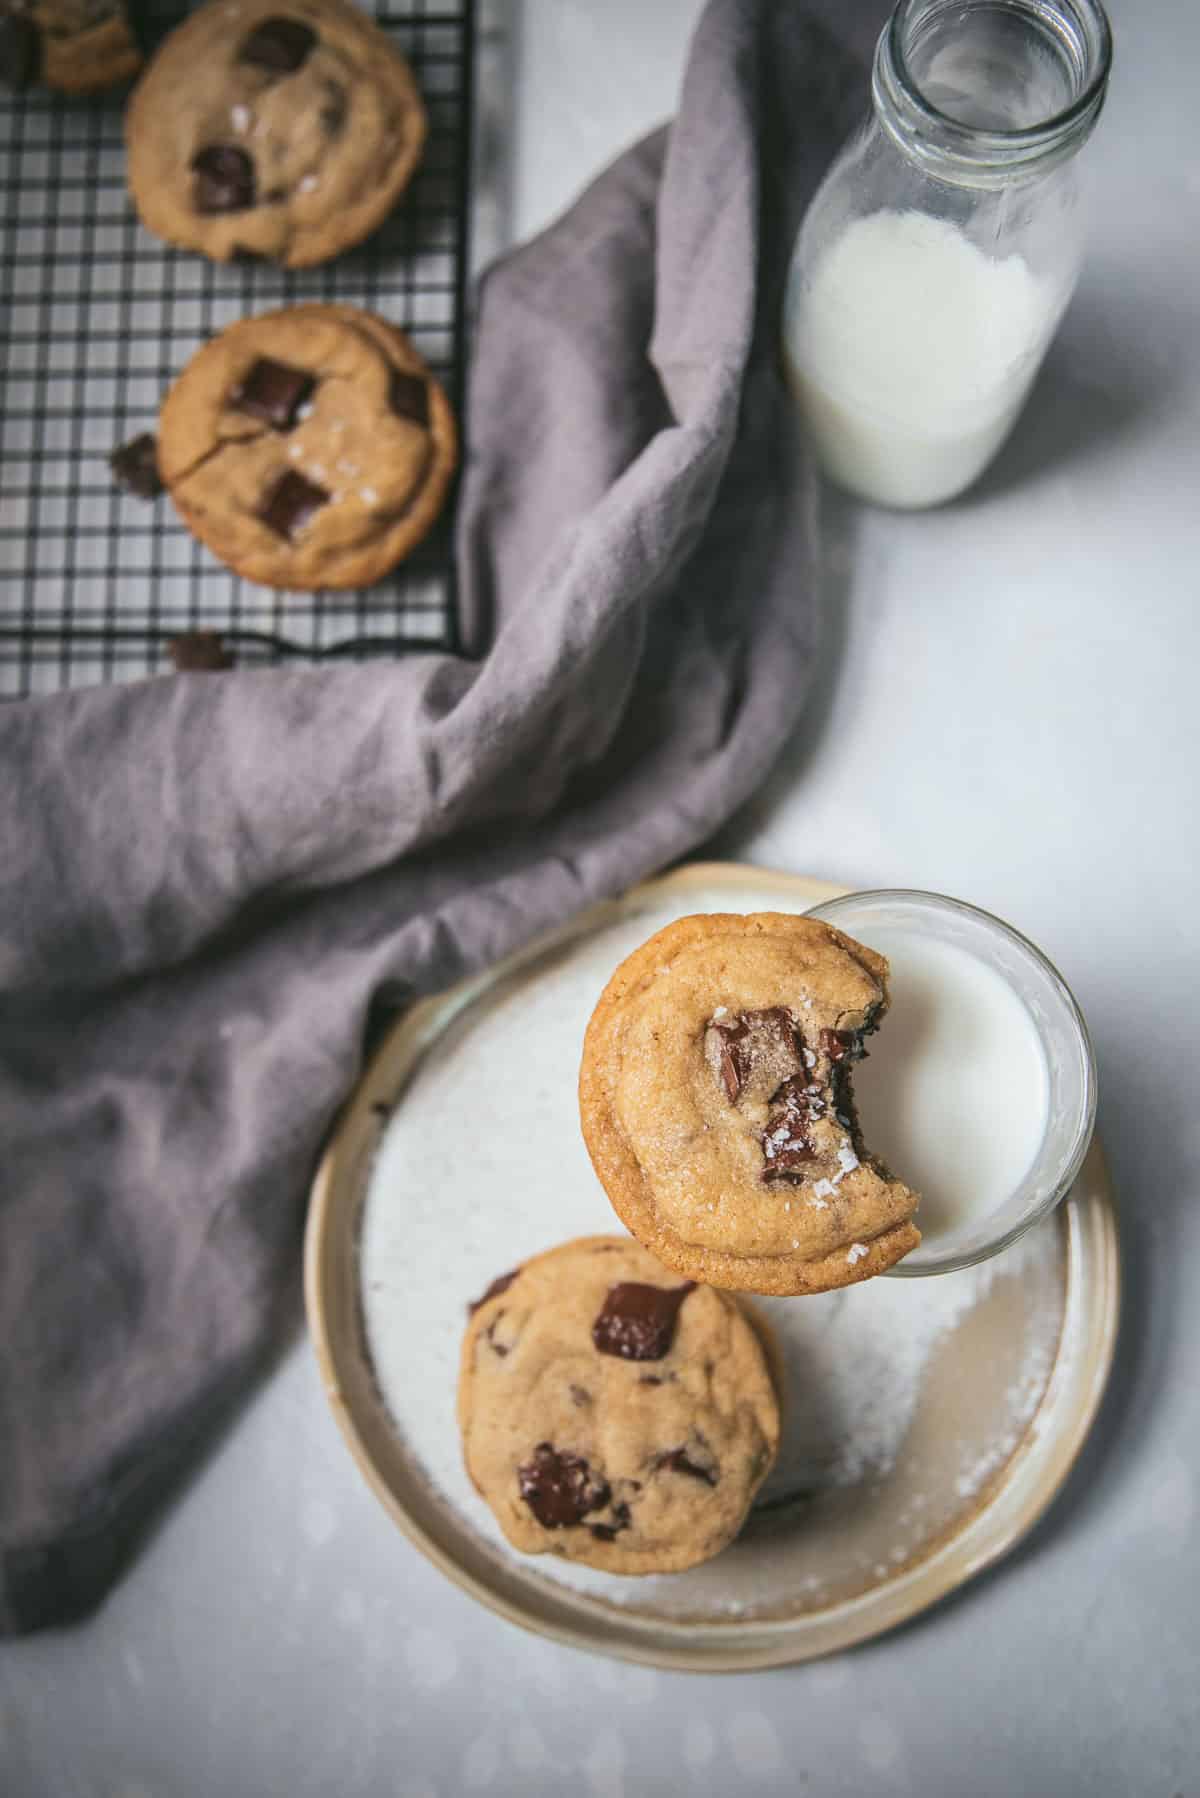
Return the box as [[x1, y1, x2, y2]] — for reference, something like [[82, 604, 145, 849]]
[[109, 433, 163, 499]]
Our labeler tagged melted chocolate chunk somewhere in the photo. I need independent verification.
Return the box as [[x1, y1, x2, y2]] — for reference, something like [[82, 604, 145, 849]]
[[232, 358, 315, 431], [590, 1502, 632, 1543], [192, 145, 256, 215], [238, 15, 316, 72], [257, 469, 329, 540], [656, 1447, 718, 1487], [709, 1006, 801, 1103], [167, 631, 233, 672], [761, 1075, 825, 1181], [109, 432, 163, 499], [819, 1027, 857, 1063], [592, 1281, 696, 1362], [467, 1267, 519, 1315], [483, 1313, 510, 1357], [0, 10, 40, 89], [518, 1444, 610, 1529], [389, 369, 429, 428]]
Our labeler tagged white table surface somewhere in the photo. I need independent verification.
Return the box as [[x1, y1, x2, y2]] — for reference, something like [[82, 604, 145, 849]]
[[4, 1, 1199, 1793]]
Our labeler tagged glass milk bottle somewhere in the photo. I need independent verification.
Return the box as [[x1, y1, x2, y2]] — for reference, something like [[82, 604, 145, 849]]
[[783, 0, 1112, 509]]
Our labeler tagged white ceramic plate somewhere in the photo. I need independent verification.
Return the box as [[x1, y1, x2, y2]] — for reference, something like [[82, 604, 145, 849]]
[[305, 864, 1119, 1670]]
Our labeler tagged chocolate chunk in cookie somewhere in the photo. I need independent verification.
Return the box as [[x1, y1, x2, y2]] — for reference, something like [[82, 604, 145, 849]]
[[589, 1501, 632, 1543], [231, 358, 315, 430], [388, 370, 430, 428], [761, 1075, 825, 1181], [257, 469, 329, 540], [591, 1279, 696, 1362], [191, 145, 256, 214], [317, 75, 347, 135], [238, 14, 315, 72], [707, 1005, 801, 1105], [517, 1444, 610, 1530], [656, 1444, 719, 1487]]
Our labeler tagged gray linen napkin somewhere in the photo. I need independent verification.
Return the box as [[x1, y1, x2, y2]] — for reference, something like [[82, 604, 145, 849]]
[[0, 0, 877, 1631]]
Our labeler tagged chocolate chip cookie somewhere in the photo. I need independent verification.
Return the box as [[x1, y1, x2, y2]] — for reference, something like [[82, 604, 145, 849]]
[[125, 0, 425, 267], [157, 303, 456, 590], [579, 913, 921, 1295], [1, 0, 140, 94], [459, 1236, 780, 1575]]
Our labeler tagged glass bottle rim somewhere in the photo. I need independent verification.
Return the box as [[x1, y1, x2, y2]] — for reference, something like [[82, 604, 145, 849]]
[[874, 0, 1114, 185]]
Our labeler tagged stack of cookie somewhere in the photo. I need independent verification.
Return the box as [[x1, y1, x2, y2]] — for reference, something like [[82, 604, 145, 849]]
[[459, 912, 922, 1577], [5, 0, 457, 605]]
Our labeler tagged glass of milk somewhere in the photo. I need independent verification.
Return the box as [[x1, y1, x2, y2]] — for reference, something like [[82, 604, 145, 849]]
[[783, 0, 1113, 508], [806, 890, 1096, 1275]]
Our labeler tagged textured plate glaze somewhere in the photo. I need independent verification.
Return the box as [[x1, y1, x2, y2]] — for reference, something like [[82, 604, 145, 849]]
[[305, 864, 1119, 1670]]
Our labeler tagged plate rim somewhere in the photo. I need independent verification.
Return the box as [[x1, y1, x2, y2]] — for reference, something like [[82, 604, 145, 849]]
[[304, 860, 1121, 1671]]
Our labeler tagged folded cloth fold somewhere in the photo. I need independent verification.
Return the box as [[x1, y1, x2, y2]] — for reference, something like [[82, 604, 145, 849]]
[[0, 0, 875, 1631]]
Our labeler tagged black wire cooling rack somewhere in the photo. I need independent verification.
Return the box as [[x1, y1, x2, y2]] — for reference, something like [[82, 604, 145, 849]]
[[0, 0, 475, 697]]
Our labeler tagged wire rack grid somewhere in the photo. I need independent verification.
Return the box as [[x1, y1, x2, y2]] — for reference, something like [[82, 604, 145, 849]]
[[0, 0, 475, 697]]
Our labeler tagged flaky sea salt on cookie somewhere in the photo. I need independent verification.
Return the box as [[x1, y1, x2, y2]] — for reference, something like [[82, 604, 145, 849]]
[[578, 913, 921, 1295], [458, 1236, 780, 1575]]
